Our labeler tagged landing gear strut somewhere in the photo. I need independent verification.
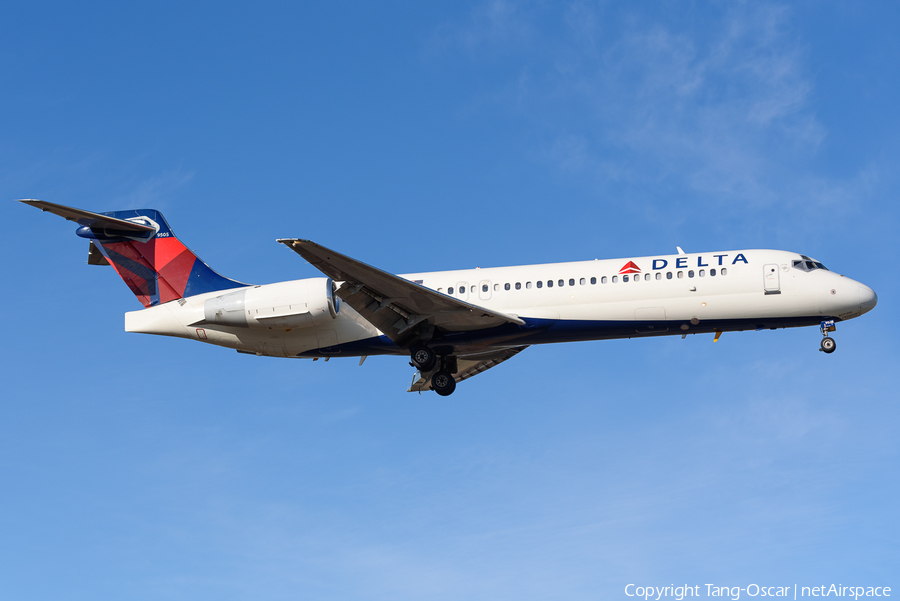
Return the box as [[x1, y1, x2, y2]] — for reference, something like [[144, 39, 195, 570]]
[[819, 320, 837, 354]]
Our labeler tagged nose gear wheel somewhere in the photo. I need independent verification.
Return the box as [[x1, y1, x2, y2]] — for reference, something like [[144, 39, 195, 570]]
[[819, 320, 837, 354]]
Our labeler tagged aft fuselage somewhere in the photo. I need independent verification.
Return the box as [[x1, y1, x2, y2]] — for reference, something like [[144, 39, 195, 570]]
[[125, 249, 877, 358]]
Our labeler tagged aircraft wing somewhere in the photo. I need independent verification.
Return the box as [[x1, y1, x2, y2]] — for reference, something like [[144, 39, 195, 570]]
[[408, 346, 529, 392], [18, 199, 156, 233], [277, 239, 525, 346]]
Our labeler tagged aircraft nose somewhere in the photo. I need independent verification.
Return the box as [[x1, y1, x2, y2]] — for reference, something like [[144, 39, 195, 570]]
[[859, 285, 878, 314]]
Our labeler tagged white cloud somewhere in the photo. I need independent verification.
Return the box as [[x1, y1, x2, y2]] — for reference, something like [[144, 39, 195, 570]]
[[581, 4, 826, 203], [426, 0, 533, 59], [1, 147, 195, 211], [115, 166, 195, 208], [433, 2, 878, 221]]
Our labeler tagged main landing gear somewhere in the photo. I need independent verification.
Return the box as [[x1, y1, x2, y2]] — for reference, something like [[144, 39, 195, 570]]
[[409, 346, 457, 396], [410, 345, 437, 371], [819, 320, 837, 354], [431, 369, 457, 397]]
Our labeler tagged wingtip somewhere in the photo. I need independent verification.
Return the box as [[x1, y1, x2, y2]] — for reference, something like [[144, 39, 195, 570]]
[[17, 199, 49, 211], [276, 238, 314, 247]]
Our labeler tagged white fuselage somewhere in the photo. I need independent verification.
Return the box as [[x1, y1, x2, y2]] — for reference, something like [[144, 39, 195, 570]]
[[125, 249, 877, 358]]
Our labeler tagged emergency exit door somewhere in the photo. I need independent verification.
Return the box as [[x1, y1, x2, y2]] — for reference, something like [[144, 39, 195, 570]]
[[479, 280, 492, 301]]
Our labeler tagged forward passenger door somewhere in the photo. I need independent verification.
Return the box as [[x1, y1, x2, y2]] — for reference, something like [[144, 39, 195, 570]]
[[763, 264, 780, 294]]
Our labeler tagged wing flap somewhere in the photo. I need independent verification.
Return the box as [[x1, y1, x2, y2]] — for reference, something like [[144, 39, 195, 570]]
[[277, 239, 524, 346]]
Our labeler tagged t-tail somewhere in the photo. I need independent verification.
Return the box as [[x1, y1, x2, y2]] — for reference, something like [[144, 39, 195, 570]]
[[19, 199, 246, 307]]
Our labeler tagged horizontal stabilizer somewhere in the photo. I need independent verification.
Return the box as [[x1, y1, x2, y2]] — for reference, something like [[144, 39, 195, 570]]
[[18, 199, 156, 233]]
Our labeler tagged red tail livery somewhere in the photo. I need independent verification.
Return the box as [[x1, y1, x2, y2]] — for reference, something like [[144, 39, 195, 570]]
[[20, 200, 245, 307]]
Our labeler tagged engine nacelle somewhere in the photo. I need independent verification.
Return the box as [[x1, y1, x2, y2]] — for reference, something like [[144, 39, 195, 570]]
[[204, 277, 339, 329]]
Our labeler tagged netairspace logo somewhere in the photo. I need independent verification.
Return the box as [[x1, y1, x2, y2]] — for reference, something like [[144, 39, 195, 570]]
[[624, 584, 892, 600]]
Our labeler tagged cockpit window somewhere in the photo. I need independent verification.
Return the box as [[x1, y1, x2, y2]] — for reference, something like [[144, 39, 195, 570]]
[[793, 259, 829, 272]]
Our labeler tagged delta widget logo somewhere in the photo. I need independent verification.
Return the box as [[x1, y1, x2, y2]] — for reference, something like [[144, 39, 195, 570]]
[[618, 261, 641, 274]]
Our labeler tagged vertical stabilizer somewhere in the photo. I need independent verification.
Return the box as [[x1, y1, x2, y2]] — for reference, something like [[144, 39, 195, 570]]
[[20, 200, 248, 307]]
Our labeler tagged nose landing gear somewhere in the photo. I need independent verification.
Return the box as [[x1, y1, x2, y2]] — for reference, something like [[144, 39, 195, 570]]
[[819, 320, 837, 354]]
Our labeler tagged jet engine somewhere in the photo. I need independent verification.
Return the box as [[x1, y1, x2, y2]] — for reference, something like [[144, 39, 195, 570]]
[[204, 277, 340, 329]]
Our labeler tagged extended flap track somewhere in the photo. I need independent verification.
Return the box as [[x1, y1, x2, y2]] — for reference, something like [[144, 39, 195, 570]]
[[345, 282, 427, 335]]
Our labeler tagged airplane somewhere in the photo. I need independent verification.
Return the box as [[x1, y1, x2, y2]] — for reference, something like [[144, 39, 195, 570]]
[[20, 199, 878, 396]]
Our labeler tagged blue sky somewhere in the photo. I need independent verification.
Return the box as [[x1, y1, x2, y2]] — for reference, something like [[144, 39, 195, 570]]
[[2, 2, 898, 599]]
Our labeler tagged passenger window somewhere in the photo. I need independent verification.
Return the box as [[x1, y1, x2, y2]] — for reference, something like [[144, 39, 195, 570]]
[[438, 287, 443, 292], [470, 285, 475, 293], [569, 278, 575, 286], [623, 275, 629, 282], [493, 284, 499, 291], [688, 270, 694, 278], [677, 271, 684, 279], [667, 272, 673, 280], [580, 278, 586, 285], [537, 281, 542, 288], [655, 273, 661, 280], [721, 268, 727, 275], [526, 282, 532, 289], [612, 276, 618, 283], [644, 273, 650, 281], [482, 284, 488, 292], [515, 282, 521, 290], [591, 277, 597, 285], [548, 280, 553, 288], [699, 270, 705, 277], [710, 269, 716, 276], [448, 287, 454, 294], [558, 279, 564, 287], [504, 283, 510, 290]]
